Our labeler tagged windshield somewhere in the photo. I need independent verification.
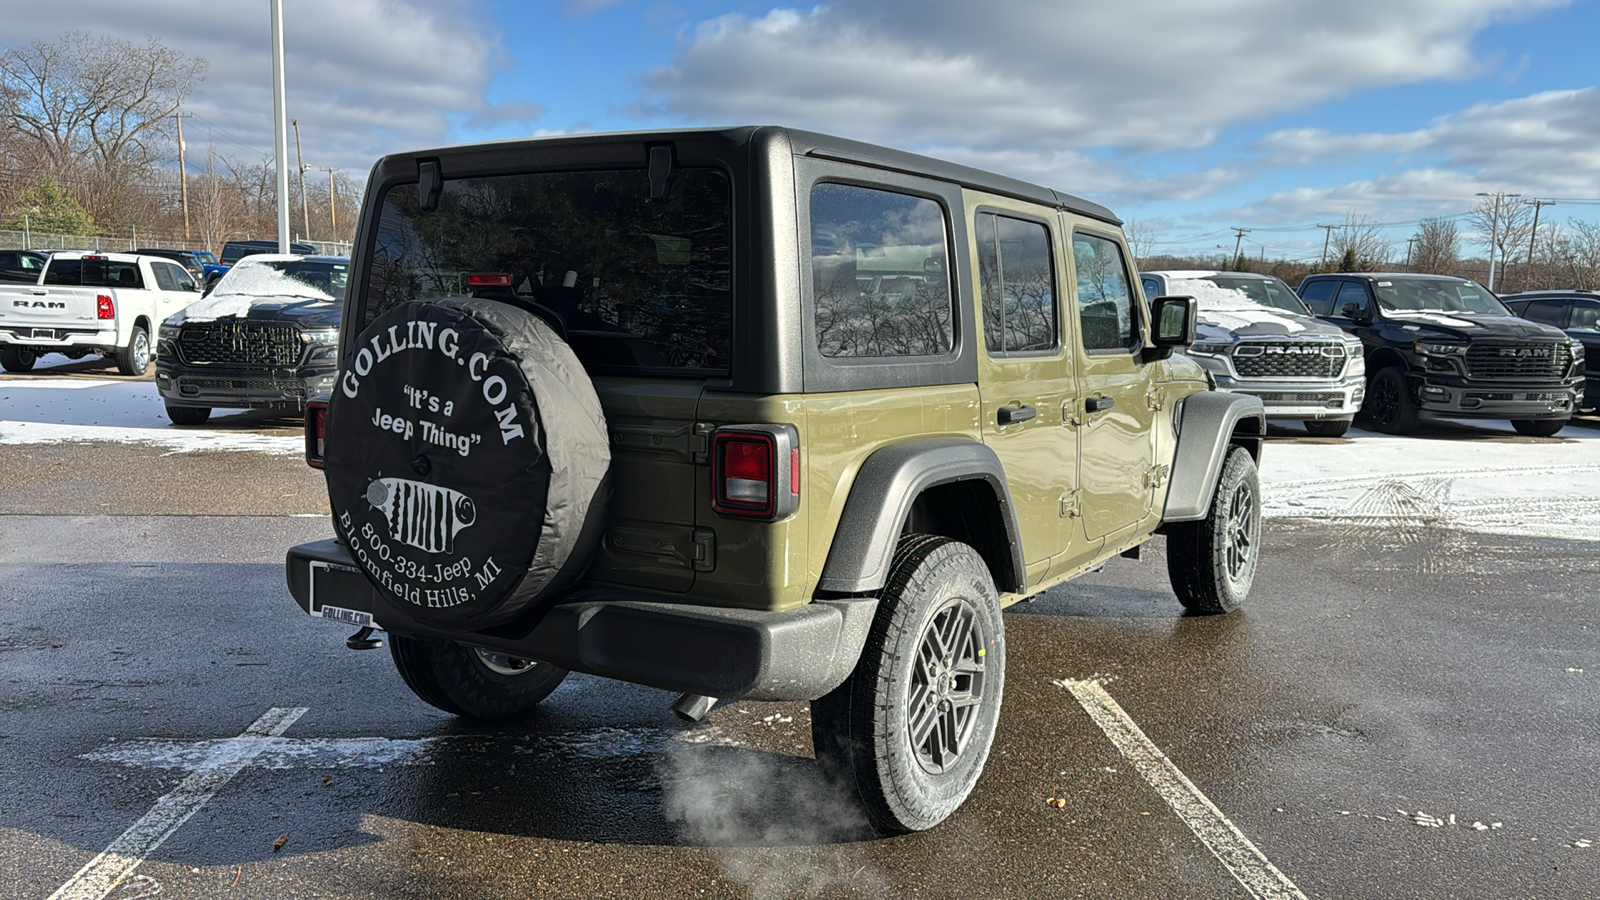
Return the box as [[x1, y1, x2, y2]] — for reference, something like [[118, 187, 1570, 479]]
[[1172, 278, 1305, 316], [1374, 277, 1508, 315], [1205, 276, 1308, 314], [213, 259, 348, 301], [364, 167, 733, 373], [193, 252, 218, 266]]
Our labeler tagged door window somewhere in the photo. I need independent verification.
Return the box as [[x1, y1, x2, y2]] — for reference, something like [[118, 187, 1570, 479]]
[[1298, 280, 1337, 314], [1520, 299, 1569, 327], [1334, 282, 1370, 318], [977, 212, 1057, 354], [150, 263, 178, 292], [1072, 232, 1136, 352], [1570, 301, 1600, 331]]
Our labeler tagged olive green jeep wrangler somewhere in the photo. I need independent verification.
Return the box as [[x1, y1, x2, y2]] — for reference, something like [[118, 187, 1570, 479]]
[[285, 126, 1266, 833]]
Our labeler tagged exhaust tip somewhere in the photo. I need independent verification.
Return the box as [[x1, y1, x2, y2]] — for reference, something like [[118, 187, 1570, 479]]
[[670, 693, 718, 723]]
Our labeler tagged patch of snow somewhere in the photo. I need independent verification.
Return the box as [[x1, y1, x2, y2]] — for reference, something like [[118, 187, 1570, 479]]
[[0, 379, 300, 454]]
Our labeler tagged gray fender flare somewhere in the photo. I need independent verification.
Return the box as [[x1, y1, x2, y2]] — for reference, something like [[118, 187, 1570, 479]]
[[818, 437, 1026, 594], [1162, 391, 1266, 522]]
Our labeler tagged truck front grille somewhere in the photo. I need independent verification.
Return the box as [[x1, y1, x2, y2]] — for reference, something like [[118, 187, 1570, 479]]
[[1463, 342, 1571, 380], [178, 322, 302, 367], [1232, 342, 1345, 379]]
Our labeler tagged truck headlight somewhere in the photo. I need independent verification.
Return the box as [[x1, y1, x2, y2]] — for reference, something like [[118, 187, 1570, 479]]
[[1415, 341, 1467, 356], [1188, 341, 1231, 356]]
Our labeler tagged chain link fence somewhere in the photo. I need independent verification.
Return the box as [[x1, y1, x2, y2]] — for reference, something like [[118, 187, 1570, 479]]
[[0, 229, 352, 258]]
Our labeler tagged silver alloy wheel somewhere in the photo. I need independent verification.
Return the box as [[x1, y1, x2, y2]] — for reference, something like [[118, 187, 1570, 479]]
[[132, 330, 150, 371], [472, 647, 538, 676], [908, 597, 987, 775], [1224, 480, 1257, 581]]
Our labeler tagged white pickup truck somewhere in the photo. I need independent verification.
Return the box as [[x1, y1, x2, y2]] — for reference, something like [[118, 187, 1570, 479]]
[[0, 251, 204, 375]]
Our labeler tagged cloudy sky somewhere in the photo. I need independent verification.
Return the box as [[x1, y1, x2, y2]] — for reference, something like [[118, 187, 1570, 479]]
[[4, 0, 1599, 259]]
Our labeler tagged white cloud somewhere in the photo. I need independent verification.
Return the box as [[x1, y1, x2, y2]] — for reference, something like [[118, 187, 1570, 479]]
[[641, 0, 1562, 156], [0, 0, 518, 174]]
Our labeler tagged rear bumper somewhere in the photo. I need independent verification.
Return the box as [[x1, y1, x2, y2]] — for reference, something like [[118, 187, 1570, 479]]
[[286, 539, 876, 701], [0, 327, 117, 352]]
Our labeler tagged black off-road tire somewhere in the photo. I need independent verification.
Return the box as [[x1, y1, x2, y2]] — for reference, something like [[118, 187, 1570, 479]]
[[0, 346, 37, 373], [115, 325, 151, 376], [389, 634, 568, 719], [165, 404, 212, 426], [1303, 419, 1351, 438], [1364, 366, 1419, 435], [1166, 446, 1261, 615], [811, 534, 1005, 834], [1511, 418, 1567, 437]]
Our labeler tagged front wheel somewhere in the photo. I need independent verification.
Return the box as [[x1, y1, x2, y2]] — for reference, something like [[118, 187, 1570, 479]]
[[1364, 366, 1419, 435], [1166, 446, 1261, 615], [1511, 418, 1567, 437], [811, 535, 1005, 834], [115, 325, 151, 376], [389, 634, 568, 718], [0, 346, 37, 373], [1303, 419, 1351, 438]]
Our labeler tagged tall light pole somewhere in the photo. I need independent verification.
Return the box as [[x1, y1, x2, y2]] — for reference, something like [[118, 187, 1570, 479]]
[[176, 109, 193, 242], [324, 167, 338, 235], [271, 0, 291, 253], [1526, 198, 1555, 289]]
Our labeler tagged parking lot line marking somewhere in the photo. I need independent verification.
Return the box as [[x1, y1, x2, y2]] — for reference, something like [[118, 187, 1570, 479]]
[[47, 707, 307, 900], [1057, 680, 1306, 900]]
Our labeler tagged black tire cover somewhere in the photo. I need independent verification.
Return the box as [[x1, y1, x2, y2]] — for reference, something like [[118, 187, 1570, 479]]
[[325, 298, 609, 629]]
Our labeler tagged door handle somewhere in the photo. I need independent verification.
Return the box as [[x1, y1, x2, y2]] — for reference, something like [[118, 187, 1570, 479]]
[[997, 404, 1037, 426], [1086, 396, 1115, 413]]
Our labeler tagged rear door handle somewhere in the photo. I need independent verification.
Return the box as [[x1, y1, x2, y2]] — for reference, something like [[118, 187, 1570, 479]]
[[997, 404, 1037, 426], [1086, 396, 1115, 413]]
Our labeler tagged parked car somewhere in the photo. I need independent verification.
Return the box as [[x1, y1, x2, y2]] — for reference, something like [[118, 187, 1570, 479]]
[[154, 254, 347, 425], [1142, 270, 1365, 436], [1500, 289, 1600, 410], [1298, 273, 1584, 435], [0, 249, 51, 284], [219, 240, 318, 266], [0, 251, 202, 374], [283, 126, 1267, 834], [136, 248, 227, 290]]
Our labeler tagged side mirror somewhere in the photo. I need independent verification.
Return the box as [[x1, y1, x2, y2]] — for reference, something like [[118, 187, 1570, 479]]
[[1340, 302, 1369, 322], [1144, 295, 1195, 363]]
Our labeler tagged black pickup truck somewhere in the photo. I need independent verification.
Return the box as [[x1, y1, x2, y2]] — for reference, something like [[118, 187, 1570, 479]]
[[1298, 273, 1584, 436]]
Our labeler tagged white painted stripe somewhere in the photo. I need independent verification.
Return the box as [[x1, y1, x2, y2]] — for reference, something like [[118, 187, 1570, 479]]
[[47, 707, 308, 900], [1056, 679, 1306, 900]]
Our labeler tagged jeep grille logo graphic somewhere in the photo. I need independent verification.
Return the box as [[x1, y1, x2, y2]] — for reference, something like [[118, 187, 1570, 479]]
[[1497, 347, 1550, 358], [366, 478, 477, 554]]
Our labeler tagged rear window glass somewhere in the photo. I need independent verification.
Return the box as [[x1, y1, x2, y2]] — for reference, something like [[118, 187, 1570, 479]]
[[43, 257, 144, 289], [366, 168, 732, 373], [810, 183, 954, 358]]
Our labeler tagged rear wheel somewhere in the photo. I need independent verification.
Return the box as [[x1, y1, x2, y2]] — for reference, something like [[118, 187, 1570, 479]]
[[115, 325, 151, 376], [1511, 418, 1567, 437], [811, 535, 1005, 834], [0, 346, 37, 373], [1364, 366, 1419, 435], [1303, 419, 1351, 438], [389, 634, 568, 718], [1166, 446, 1260, 615], [165, 404, 212, 426]]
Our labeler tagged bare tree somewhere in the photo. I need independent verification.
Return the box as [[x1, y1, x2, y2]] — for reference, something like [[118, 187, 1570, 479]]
[[1331, 212, 1389, 270], [1550, 219, 1600, 289], [1122, 217, 1158, 269], [1409, 217, 1459, 275], [1468, 195, 1533, 290]]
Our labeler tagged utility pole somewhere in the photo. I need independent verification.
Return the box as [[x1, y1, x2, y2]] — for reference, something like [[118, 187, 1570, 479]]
[[1476, 191, 1521, 292], [293, 119, 311, 243], [1317, 224, 1337, 270], [1230, 227, 1251, 271], [1406, 237, 1418, 270], [324, 167, 338, 235], [271, 0, 291, 254], [1525, 198, 1555, 289], [176, 110, 193, 242]]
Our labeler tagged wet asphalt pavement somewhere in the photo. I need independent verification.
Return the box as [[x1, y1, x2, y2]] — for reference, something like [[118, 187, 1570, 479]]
[[1, 378, 1597, 899]]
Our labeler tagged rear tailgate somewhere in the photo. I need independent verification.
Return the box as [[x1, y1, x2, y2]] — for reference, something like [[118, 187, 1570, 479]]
[[0, 285, 108, 334]]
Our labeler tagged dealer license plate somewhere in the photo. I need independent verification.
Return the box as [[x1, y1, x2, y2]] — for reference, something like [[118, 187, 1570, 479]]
[[307, 559, 375, 628]]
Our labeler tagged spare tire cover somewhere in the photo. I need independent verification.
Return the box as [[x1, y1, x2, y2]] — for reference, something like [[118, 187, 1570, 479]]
[[325, 298, 609, 629]]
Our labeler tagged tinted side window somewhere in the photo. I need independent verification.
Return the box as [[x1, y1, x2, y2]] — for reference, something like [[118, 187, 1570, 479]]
[[1521, 300, 1568, 327], [1072, 231, 1136, 352], [43, 258, 82, 285], [811, 183, 954, 358], [1334, 282, 1370, 317], [977, 212, 1057, 354], [151, 263, 178, 292], [1298, 280, 1337, 315]]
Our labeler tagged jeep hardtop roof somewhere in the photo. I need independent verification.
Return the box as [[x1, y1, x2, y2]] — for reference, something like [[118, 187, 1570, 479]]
[[375, 125, 1122, 227]]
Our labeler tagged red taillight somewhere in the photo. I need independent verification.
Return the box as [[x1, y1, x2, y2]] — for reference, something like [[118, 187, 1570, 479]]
[[711, 426, 800, 519], [465, 272, 514, 288], [96, 294, 114, 319], [305, 400, 328, 469]]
